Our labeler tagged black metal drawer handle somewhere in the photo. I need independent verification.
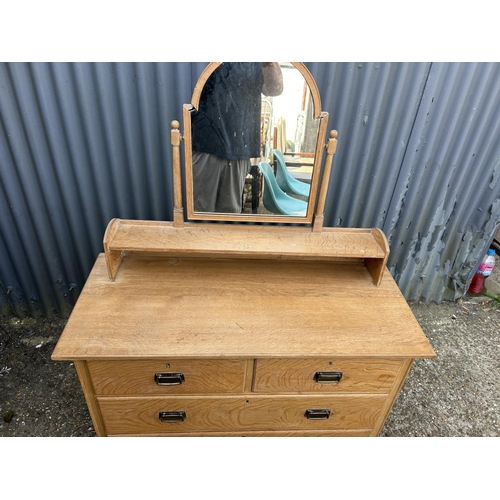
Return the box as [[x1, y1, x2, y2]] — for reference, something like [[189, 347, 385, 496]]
[[304, 409, 331, 420], [314, 371, 343, 383], [159, 411, 186, 423], [154, 372, 185, 386]]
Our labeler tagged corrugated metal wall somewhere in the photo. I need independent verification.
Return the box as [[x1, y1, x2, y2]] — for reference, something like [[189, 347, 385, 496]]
[[1, 62, 500, 315]]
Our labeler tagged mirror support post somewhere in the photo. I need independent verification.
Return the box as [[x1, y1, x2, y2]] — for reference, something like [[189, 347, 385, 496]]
[[313, 130, 338, 232], [171, 120, 184, 227]]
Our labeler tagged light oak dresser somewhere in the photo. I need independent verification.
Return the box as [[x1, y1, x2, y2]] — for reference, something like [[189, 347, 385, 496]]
[[52, 62, 436, 436], [51, 222, 436, 437]]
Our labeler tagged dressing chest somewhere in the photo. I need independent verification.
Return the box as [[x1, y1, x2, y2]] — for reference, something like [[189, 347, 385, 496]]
[[52, 62, 435, 436]]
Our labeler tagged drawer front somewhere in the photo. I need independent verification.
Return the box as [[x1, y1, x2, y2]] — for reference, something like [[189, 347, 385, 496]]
[[87, 359, 248, 395], [115, 430, 374, 437], [253, 358, 404, 394], [98, 394, 386, 435]]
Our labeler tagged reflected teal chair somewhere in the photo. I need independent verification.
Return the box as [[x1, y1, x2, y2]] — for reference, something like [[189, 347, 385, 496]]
[[258, 162, 308, 217], [273, 149, 311, 198]]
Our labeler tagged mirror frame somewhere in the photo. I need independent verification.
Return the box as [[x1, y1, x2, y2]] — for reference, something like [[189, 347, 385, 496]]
[[181, 62, 330, 224]]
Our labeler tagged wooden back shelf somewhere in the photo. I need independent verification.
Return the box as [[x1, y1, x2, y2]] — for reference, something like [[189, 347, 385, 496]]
[[103, 218, 390, 285]]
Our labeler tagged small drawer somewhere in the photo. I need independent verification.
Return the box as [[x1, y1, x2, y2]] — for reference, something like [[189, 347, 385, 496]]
[[98, 394, 387, 435], [87, 359, 248, 395], [253, 358, 404, 394]]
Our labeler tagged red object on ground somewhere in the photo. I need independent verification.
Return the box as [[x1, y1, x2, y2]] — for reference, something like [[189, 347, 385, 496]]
[[468, 272, 486, 294], [468, 249, 496, 294]]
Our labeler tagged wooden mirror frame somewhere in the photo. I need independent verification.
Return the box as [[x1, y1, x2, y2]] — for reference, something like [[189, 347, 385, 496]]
[[177, 62, 336, 225], [101, 63, 391, 287]]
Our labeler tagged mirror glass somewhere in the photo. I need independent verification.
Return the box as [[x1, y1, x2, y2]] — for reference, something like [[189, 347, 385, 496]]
[[186, 62, 324, 221]]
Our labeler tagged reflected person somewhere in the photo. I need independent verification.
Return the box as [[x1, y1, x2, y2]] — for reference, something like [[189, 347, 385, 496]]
[[191, 62, 283, 213]]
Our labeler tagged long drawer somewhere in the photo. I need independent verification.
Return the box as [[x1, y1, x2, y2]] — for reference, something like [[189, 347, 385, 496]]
[[109, 430, 374, 437], [87, 359, 249, 395], [98, 394, 387, 435], [253, 358, 404, 393]]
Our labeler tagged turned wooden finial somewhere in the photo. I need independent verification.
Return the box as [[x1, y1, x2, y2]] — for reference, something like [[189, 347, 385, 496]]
[[171, 121, 181, 148], [327, 130, 338, 155]]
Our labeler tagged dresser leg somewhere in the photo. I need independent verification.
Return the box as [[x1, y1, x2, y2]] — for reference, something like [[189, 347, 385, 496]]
[[74, 361, 107, 437]]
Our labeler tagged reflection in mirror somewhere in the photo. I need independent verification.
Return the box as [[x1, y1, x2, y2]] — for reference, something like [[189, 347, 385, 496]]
[[190, 62, 321, 217], [257, 63, 319, 216]]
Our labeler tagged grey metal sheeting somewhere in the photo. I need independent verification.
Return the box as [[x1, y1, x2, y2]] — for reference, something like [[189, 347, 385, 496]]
[[1, 62, 500, 315]]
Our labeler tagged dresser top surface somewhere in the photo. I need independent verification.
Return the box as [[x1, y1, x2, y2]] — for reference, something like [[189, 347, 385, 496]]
[[52, 254, 436, 360]]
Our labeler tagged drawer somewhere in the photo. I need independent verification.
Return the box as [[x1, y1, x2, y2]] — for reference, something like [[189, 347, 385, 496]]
[[87, 359, 249, 395], [253, 358, 404, 393], [98, 394, 386, 435], [118, 430, 374, 437]]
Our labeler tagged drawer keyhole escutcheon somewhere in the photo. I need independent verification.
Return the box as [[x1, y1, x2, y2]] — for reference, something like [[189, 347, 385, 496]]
[[154, 372, 185, 386], [159, 411, 186, 423], [313, 371, 343, 383], [304, 409, 331, 420]]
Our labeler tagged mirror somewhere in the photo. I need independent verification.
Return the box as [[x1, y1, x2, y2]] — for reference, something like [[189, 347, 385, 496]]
[[183, 62, 329, 224]]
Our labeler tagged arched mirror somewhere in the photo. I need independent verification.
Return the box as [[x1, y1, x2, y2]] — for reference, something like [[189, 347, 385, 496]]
[[181, 62, 330, 224]]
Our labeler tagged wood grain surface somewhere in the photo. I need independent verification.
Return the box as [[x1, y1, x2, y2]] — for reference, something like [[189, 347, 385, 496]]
[[253, 358, 404, 393], [88, 359, 248, 395], [98, 394, 386, 434], [52, 254, 436, 360]]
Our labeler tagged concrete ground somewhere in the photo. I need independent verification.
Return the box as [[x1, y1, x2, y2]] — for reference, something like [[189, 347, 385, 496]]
[[381, 251, 500, 436]]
